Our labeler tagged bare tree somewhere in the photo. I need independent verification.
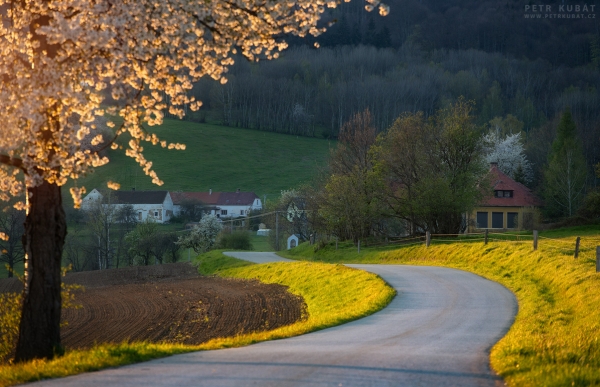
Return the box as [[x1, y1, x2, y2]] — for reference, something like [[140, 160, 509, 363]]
[[0, 208, 25, 278]]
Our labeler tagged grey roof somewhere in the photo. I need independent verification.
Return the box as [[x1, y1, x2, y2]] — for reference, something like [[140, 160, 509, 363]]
[[111, 190, 169, 205], [217, 192, 259, 206]]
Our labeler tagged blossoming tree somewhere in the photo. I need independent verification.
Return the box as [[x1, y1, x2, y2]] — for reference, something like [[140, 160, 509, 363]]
[[0, 0, 388, 362]]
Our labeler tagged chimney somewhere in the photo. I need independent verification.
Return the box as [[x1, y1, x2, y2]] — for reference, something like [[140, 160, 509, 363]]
[[209, 188, 212, 195], [490, 162, 498, 168]]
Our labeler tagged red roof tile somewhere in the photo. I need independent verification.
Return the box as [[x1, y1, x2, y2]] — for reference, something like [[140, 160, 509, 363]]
[[170, 192, 220, 206], [481, 164, 542, 207], [170, 191, 259, 206]]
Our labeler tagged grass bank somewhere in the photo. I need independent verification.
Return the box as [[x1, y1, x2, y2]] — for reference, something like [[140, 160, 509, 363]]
[[0, 252, 394, 386], [282, 226, 600, 387]]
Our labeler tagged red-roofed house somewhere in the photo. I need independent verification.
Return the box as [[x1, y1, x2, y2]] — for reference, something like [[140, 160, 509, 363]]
[[171, 189, 262, 219], [468, 163, 542, 231]]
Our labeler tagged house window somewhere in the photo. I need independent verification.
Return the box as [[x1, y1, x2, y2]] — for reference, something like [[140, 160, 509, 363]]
[[492, 212, 504, 228], [495, 190, 513, 198], [240, 210, 245, 215], [507, 212, 518, 229], [476, 212, 488, 228], [154, 210, 159, 217], [221, 210, 227, 215], [138, 212, 142, 221]]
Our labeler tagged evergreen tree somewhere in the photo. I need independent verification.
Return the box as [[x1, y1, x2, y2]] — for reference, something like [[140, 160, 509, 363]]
[[543, 108, 588, 218], [480, 81, 504, 124]]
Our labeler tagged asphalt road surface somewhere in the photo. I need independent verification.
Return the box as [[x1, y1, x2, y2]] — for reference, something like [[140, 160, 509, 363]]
[[29, 252, 517, 387]]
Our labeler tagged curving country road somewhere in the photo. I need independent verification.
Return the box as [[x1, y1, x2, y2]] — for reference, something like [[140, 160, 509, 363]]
[[29, 252, 517, 387]]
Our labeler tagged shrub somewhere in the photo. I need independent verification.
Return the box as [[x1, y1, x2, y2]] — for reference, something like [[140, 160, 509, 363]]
[[0, 266, 82, 364], [217, 231, 253, 250], [0, 292, 21, 363]]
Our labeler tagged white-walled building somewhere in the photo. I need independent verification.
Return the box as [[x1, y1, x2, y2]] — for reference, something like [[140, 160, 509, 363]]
[[81, 189, 174, 223], [171, 189, 262, 219]]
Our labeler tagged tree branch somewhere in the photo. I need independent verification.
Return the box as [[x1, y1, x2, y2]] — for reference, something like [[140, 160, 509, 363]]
[[0, 154, 26, 173]]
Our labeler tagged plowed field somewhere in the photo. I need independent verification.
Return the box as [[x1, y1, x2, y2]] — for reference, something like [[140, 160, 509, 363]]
[[0, 263, 305, 349]]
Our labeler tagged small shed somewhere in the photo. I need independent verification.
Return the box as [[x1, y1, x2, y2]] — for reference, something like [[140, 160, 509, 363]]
[[287, 234, 299, 250], [257, 229, 270, 236]]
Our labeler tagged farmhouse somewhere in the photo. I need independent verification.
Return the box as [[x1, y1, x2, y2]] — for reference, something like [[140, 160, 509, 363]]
[[171, 189, 262, 219], [468, 162, 542, 231], [81, 189, 174, 224]]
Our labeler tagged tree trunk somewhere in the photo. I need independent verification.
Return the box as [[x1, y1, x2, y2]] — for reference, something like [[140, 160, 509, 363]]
[[14, 181, 66, 362]]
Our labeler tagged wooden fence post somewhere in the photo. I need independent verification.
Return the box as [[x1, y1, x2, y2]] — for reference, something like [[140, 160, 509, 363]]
[[358, 240, 361, 254], [484, 229, 489, 245], [574, 237, 581, 259], [335, 237, 338, 250], [426, 231, 431, 247], [596, 247, 600, 273], [533, 230, 538, 251]]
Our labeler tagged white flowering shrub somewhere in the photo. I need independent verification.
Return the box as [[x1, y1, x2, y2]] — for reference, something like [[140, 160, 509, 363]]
[[177, 215, 223, 254]]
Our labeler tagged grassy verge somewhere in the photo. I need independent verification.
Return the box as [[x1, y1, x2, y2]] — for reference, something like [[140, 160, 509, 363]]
[[249, 234, 272, 252], [0, 251, 394, 387], [283, 226, 600, 387]]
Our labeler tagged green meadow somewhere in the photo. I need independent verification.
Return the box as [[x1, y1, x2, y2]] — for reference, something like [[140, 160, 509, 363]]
[[67, 119, 332, 201], [281, 225, 600, 387]]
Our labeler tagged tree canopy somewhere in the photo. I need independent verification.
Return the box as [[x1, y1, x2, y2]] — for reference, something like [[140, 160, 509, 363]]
[[0, 0, 388, 362], [0, 0, 387, 207], [543, 109, 588, 218]]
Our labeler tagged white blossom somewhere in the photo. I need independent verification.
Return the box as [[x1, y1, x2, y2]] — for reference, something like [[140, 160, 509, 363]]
[[0, 0, 388, 208], [483, 131, 533, 184]]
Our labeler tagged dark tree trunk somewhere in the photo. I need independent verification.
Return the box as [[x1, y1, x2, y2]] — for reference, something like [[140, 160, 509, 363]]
[[14, 181, 66, 362]]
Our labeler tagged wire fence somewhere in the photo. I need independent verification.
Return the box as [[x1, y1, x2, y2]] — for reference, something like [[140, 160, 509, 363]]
[[334, 230, 600, 271], [186, 210, 600, 271]]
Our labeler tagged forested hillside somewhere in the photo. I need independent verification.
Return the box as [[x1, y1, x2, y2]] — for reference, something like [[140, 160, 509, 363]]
[[186, 45, 599, 187], [293, 0, 599, 67], [173, 0, 599, 191]]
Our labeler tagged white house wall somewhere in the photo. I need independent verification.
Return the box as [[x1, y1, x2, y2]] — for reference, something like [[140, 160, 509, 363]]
[[218, 200, 262, 218], [81, 189, 103, 210], [174, 198, 263, 219]]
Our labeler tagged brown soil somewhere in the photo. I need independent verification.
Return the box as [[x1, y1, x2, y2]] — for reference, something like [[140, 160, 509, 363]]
[[0, 263, 305, 349]]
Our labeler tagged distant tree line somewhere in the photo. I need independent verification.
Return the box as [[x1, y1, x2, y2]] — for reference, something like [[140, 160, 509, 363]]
[[288, 0, 599, 68]]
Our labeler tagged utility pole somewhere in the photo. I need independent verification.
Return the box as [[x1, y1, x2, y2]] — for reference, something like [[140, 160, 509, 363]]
[[275, 211, 279, 251]]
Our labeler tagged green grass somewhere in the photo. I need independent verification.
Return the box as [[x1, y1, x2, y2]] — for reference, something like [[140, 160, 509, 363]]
[[65, 119, 332, 205], [250, 234, 272, 252], [195, 250, 254, 274], [199, 253, 396, 338], [284, 226, 600, 387], [0, 251, 394, 386]]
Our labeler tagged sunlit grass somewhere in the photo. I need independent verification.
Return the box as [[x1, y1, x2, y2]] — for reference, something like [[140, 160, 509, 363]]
[[0, 251, 394, 387], [284, 226, 600, 387]]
